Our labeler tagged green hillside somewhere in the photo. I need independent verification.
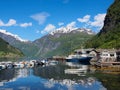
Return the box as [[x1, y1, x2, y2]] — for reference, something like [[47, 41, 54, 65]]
[[12, 42, 39, 57], [0, 38, 23, 58], [85, 0, 120, 49], [36, 32, 94, 57]]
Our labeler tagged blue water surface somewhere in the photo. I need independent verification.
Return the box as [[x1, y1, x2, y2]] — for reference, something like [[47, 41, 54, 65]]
[[0, 62, 112, 90]]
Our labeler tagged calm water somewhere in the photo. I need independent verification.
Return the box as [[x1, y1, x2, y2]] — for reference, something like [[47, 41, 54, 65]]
[[0, 61, 120, 90]]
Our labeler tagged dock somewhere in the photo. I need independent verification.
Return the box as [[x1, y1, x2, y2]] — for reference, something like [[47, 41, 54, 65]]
[[95, 62, 120, 67]]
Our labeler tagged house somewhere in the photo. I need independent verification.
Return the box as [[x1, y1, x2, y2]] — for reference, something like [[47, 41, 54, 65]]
[[99, 50, 117, 62], [89, 50, 100, 57]]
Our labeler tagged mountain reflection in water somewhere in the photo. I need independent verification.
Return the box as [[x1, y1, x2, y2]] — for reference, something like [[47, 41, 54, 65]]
[[0, 61, 119, 90]]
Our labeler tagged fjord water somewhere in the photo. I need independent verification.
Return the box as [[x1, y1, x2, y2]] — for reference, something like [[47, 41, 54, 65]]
[[0, 61, 119, 90]]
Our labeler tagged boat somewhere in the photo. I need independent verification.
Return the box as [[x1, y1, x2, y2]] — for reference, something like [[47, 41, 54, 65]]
[[13, 63, 24, 68], [48, 60, 58, 66], [66, 49, 93, 64], [0, 64, 6, 70]]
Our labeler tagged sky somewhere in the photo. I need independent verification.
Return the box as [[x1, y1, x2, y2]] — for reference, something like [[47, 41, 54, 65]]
[[0, 0, 114, 41]]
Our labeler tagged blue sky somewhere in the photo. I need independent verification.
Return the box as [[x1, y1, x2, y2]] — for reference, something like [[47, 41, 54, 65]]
[[0, 0, 114, 41]]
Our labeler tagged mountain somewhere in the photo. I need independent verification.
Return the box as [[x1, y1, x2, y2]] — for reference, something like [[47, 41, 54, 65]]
[[85, 0, 120, 49], [0, 30, 39, 57], [50, 27, 93, 35], [0, 37, 23, 58], [0, 29, 28, 42], [34, 28, 94, 57], [0, 28, 94, 58]]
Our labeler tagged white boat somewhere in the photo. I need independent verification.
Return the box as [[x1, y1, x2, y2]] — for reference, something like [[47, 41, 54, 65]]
[[66, 49, 92, 64], [14, 63, 24, 68], [0, 64, 6, 70], [48, 60, 58, 66]]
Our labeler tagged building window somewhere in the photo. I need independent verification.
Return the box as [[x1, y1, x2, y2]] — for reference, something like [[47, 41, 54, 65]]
[[110, 54, 114, 57]]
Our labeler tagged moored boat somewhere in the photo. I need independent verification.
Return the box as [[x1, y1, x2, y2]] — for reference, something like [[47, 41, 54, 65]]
[[0, 64, 6, 70], [66, 49, 93, 64]]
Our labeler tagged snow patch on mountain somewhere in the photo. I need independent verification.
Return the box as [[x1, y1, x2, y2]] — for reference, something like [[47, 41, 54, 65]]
[[50, 27, 94, 35], [0, 29, 28, 42]]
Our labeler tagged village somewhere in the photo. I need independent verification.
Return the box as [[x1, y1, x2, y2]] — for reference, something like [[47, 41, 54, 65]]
[[0, 48, 120, 74], [52, 48, 120, 74]]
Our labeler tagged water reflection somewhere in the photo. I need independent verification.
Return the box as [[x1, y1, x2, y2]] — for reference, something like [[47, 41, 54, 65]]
[[44, 77, 96, 89], [0, 69, 29, 86], [33, 62, 104, 90], [65, 62, 89, 76], [0, 61, 119, 90]]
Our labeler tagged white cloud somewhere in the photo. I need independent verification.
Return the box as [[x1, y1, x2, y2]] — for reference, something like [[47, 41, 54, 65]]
[[0, 19, 32, 28], [30, 12, 50, 25], [5, 19, 16, 26], [41, 24, 56, 34], [20, 22, 32, 28], [0, 20, 4, 26], [77, 15, 90, 23], [58, 22, 64, 26], [66, 21, 76, 29], [90, 13, 106, 28], [77, 13, 106, 31], [0, 19, 16, 26], [41, 21, 77, 35]]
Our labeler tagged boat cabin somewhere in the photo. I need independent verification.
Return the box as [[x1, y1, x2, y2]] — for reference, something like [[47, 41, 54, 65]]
[[74, 48, 94, 55]]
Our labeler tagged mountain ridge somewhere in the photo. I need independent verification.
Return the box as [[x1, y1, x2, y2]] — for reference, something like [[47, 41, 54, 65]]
[[0, 37, 23, 58], [0, 30, 39, 57], [0, 29, 28, 42], [50, 27, 94, 35], [34, 28, 95, 57], [0, 28, 94, 58]]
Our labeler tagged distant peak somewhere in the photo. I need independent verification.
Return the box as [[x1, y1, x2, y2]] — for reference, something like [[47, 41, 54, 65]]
[[50, 27, 94, 35], [0, 29, 28, 42]]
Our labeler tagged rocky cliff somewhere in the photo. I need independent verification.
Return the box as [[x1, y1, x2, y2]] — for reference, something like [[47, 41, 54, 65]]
[[85, 0, 120, 49]]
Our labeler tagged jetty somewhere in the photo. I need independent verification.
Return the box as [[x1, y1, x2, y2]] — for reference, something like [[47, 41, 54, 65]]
[[89, 49, 120, 74]]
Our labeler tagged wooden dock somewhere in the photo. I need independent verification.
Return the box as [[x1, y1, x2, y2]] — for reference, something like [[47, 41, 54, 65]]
[[90, 61, 120, 74], [95, 62, 120, 67]]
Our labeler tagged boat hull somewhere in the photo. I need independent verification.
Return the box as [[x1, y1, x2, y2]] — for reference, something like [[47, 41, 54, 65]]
[[66, 57, 92, 64]]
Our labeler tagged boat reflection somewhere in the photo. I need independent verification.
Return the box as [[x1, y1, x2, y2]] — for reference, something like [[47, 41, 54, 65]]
[[33, 62, 97, 89], [65, 62, 89, 76]]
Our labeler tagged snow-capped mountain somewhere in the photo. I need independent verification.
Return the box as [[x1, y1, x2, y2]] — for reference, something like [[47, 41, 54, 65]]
[[0, 29, 28, 42], [50, 27, 94, 35], [0, 29, 39, 57], [34, 27, 95, 57]]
